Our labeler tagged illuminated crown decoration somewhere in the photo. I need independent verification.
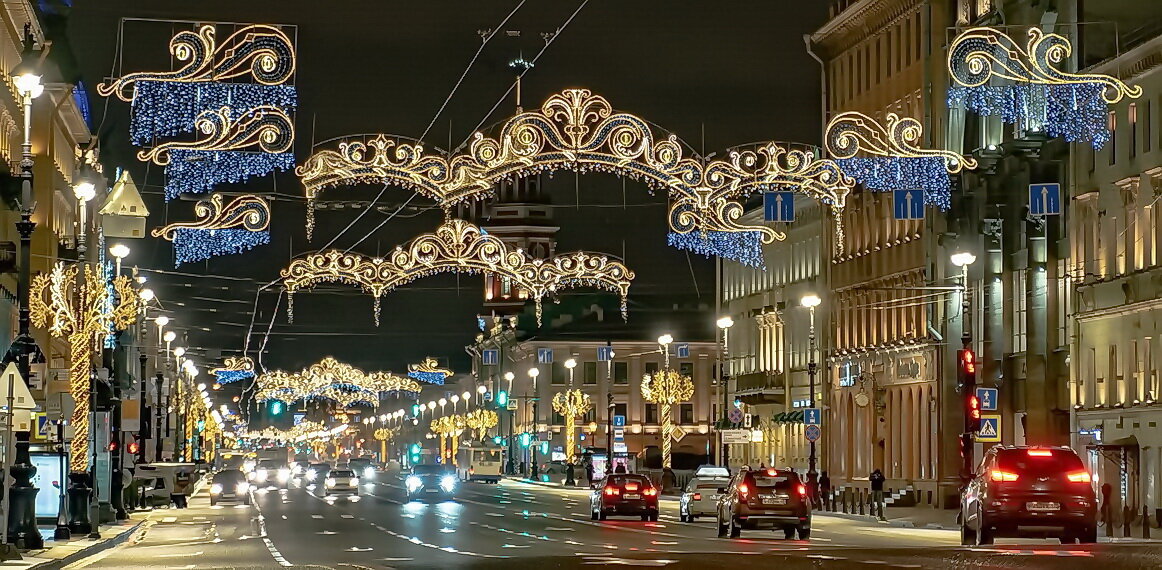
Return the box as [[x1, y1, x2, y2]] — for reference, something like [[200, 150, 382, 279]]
[[210, 355, 256, 385], [407, 357, 453, 385], [137, 106, 294, 199], [254, 356, 421, 407], [825, 112, 977, 210], [152, 194, 271, 265], [464, 409, 499, 440], [947, 27, 1142, 149], [281, 218, 635, 326], [241, 421, 347, 444], [297, 88, 855, 264], [97, 24, 297, 145]]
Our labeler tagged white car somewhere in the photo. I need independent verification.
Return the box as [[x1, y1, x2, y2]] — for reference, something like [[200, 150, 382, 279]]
[[679, 475, 731, 522], [323, 469, 360, 496]]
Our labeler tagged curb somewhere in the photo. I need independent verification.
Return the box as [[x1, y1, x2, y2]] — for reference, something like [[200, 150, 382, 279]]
[[28, 519, 148, 570], [816, 510, 956, 531]]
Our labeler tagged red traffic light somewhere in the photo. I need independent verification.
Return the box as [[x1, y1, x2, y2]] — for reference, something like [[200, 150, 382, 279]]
[[127, 441, 140, 455], [961, 349, 976, 374], [968, 396, 981, 420], [107, 441, 118, 452]]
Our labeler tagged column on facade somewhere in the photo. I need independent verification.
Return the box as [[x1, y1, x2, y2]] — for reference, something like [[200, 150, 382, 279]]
[[919, 384, 930, 479]]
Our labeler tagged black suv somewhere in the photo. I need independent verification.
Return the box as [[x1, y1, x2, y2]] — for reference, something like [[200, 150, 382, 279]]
[[716, 467, 811, 539], [961, 446, 1097, 545]]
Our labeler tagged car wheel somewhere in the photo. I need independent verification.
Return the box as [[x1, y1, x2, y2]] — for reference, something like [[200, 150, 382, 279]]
[[1079, 525, 1098, 544], [717, 516, 728, 538], [797, 526, 810, 540], [960, 520, 977, 546], [783, 527, 795, 540], [641, 513, 649, 521], [650, 512, 659, 522], [975, 516, 994, 546], [729, 517, 741, 538], [591, 508, 599, 521]]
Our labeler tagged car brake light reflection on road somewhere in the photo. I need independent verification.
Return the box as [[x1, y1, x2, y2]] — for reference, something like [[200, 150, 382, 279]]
[[989, 470, 1019, 482], [1067, 471, 1092, 483]]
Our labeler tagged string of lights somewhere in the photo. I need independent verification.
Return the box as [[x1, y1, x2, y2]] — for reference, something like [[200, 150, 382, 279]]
[[153, 194, 272, 265], [130, 81, 297, 145]]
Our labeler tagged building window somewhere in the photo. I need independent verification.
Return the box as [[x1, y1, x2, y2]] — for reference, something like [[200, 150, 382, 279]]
[[552, 411, 565, 425], [1145, 100, 1152, 153], [613, 403, 627, 421], [551, 361, 567, 385], [645, 362, 659, 376], [645, 404, 658, 424], [1012, 270, 1028, 353], [613, 362, 629, 385], [583, 361, 598, 385], [583, 408, 597, 424], [679, 403, 694, 425], [1130, 103, 1138, 159], [679, 362, 694, 378], [1109, 110, 1117, 165]]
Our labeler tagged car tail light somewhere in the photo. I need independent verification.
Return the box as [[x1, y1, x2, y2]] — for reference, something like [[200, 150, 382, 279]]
[[604, 486, 619, 496], [797, 484, 807, 496], [1067, 471, 1092, 483], [1027, 449, 1053, 457], [767, 468, 776, 476], [644, 488, 658, 497], [738, 483, 749, 499], [693, 493, 702, 501], [625, 482, 639, 491], [989, 470, 1019, 482]]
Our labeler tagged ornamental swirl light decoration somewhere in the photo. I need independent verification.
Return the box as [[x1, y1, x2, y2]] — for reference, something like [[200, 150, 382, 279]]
[[281, 218, 635, 326], [464, 409, 499, 440], [641, 369, 694, 470], [152, 194, 271, 265], [137, 106, 295, 199], [211, 355, 257, 384], [407, 357, 453, 385], [254, 356, 421, 405], [297, 88, 855, 261], [825, 112, 977, 211], [31, 263, 140, 472], [947, 27, 1142, 148], [552, 389, 592, 462]]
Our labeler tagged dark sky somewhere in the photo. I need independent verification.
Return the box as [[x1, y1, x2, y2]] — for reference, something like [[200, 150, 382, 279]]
[[67, 0, 827, 375]]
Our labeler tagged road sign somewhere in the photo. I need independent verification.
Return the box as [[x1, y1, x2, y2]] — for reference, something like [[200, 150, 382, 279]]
[[670, 424, 687, 442], [612, 415, 626, 427], [537, 348, 554, 364], [728, 408, 744, 424], [482, 349, 499, 366], [976, 387, 998, 412], [977, 414, 1001, 442], [0, 362, 36, 410], [597, 346, 614, 362], [721, 429, 751, 444], [1029, 183, 1061, 216], [893, 189, 925, 220], [484, 391, 493, 402], [802, 408, 822, 426], [763, 191, 795, 222], [675, 343, 690, 359], [507, 398, 519, 411], [805, 424, 822, 442]]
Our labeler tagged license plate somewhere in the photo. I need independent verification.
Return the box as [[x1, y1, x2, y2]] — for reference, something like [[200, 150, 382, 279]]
[[624, 494, 640, 500], [762, 497, 787, 505], [1026, 502, 1060, 511]]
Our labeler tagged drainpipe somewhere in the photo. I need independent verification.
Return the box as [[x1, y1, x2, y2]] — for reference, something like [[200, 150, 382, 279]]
[[802, 34, 827, 148]]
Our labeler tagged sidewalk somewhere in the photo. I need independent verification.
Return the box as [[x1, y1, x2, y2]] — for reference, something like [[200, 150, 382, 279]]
[[0, 516, 148, 569], [504, 475, 682, 499], [816, 505, 959, 530]]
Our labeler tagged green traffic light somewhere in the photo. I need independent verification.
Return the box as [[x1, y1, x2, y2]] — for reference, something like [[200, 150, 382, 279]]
[[496, 391, 508, 407], [270, 401, 284, 415]]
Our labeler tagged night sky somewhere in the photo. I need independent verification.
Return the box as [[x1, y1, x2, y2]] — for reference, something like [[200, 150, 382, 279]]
[[66, 1, 827, 374]]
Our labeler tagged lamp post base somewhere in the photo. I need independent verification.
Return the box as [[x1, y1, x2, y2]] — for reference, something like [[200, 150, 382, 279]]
[[0, 544, 20, 562], [66, 472, 92, 535]]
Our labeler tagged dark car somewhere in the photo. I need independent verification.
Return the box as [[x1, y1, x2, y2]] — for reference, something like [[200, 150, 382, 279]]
[[291, 460, 311, 478], [348, 457, 375, 480], [307, 463, 332, 483], [716, 467, 811, 539], [210, 469, 251, 506], [404, 464, 457, 501], [590, 474, 659, 521], [961, 446, 1097, 545]]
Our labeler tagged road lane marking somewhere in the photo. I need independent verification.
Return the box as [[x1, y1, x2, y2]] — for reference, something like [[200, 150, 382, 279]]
[[253, 498, 292, 566], [311, 514, 323, 519], [369, 523, 509, 559]]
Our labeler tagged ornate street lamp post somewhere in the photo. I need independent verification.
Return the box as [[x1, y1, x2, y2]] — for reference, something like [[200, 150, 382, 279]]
[[553, 359, 590, 486], [801, 294, 822, 481], [715, 317, 733, 466], [528, 367, 540, 479]]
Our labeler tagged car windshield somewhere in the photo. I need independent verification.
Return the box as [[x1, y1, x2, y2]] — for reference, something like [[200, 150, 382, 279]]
[[693, 478, 729, 490], [331, 470, 355, 477], [996, 448, 1085, 477], [607, 475, 650, 487], [214, 470, 245, 483], [412, 465, 445, 475]]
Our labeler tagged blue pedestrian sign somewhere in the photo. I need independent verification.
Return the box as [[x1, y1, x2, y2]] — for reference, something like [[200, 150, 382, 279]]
[[482, 349, 499, 366], [977, 414, 1001, 443], [1029, 183, 1061, 216], [763, 191, 795, 222], [597, 346, 614, 362], [976, 387, 998, 412], [537, 348, 554, 364], [803, 408, 822, 426], [613, 415, 626, 427], [893, 189, 925, 220], [675, 343, 690, 359]]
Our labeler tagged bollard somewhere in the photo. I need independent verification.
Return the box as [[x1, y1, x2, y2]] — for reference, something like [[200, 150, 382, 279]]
[[831, 491, 837, 512], [1124, 505, 1133, 537], [841, 489, 848, 513], [859, 489, 866, 515], [1143, 505, 1151, 539]]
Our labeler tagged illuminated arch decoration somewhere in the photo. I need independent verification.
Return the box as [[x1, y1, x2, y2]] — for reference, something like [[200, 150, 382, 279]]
[[281, 218, 635, 326], [947, 27, 1142, 149], [297, 88, 854, 264], [211, 355, 256, 385], [152, 194, 271, 265], [97, 24, 297, 145], [825, 112, 977, 210], [254, 356, 422, 406], [407, 357, 453, 385], [138, 106, 295, 199]]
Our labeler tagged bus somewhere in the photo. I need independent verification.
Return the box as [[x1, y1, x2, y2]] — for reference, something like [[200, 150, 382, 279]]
[[455, 444, 504, 483]]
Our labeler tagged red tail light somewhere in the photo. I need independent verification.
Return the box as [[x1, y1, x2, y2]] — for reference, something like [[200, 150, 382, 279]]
[[989, 470, 1019, 482], [644, 488, 658, 496], [767, 468, 776, 476], [797, 484, 807, 496], [603, 485, 619, 496], [1067, 472, 1091, 483], [738, 483, 749, 498], [692, 493, 702, 501], [1027, 449, 1053, 457], [625, 482, 639, 491]]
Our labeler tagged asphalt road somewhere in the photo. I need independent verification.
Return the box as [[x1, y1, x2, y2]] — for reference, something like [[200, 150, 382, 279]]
[[64, 474, 1162, 569]]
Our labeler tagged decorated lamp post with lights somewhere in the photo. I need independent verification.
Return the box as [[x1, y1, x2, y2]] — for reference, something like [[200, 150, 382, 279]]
[[464, 409, 499, 441], [373, 428, 394, 464], [552, 358, 591, 486], [800, 294, 821, 481], [642, 334, 694, 475], [527, 367, 541, 479]]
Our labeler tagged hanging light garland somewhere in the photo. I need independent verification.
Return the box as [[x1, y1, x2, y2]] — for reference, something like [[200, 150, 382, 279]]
[[297, 88, 854, 259], [281, 218, 635, 326], [254, 356, 422, 405], [825, 112, 977, 211], [211, 355, 256, 384], [407, 357, 453, 385], [152, 194, 271, 265], [947, 27, 1142, 149], [641, 369, 695, 470]]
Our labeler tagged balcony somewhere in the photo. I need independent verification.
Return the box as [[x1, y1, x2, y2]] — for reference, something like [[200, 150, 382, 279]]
[[734, 371, 786, 405]]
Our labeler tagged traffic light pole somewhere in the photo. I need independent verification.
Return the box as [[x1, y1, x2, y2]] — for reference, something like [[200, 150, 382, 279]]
[[959, 263, 975, 489]]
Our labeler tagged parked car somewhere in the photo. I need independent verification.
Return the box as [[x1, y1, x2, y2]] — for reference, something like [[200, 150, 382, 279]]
[[716, 467, 811, 539], [591, 474, 659, 521], [961, 446, 1097, 545]]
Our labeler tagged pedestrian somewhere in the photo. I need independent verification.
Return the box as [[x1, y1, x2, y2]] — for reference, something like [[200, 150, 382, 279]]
[[819, 471, 832, 511], [1100, 482, 1112, 528], [807, 471, 821, 509], [173, 470, 192, 509], [615, 462, 627, 474], [565, 461, 576, 486], [585, 461, 594, 484], [869, 468, 886, 520]]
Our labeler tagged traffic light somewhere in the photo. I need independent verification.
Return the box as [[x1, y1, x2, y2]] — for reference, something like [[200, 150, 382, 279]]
[[966, 393, 982, 432], [412, 404, 421, 417], [409, 443, 421, 464], [493, 436, 503, 445], [107, 440, 118, 453], [519, 432, 531, 447], [496, 390, 508, 408], [269, 400, 284, 415], [127, 436, 141, 457], [958, 433, 973, 461], [539, 441, 549, 455], [956, 349, 976, 391]]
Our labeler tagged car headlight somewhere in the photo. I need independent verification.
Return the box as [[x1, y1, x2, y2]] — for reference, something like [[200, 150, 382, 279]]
[[406, 476, 422, 491], [236, 482, 250, 493], [307, 470, 317, 481], [211, 484, 223, 495], [440, 475, 457, 492], [325, 478, 336, 487], [278, 469, 291, 482], [255, 471, 268, 482], [349, 478, 358, 486], [363, 467, 375, 478]]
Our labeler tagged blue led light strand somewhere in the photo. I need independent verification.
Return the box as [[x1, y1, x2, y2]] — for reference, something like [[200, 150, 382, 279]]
[[948, 83, 1110, 149], [172, 227, 270, 266], [835, 156, 952, 211], [214, 369, 255, 384], [407, 370, 448, 385], [164, 150, 293, 199], [667, 231, 765, 269], [131, 81, 297, 145]]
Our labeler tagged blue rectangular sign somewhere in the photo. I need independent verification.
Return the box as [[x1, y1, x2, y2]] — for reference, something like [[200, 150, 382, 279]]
[[537, 348, 554, 364], [763, 191, 795, 222], [482, 349, 499, 366], [976, 387, 998, 412], [613, 415, 626, 427], [803, 408, 822, 426], [893, 189, 925, 220], [1029, 183, 1061, 215], [675, 343, 690, 358], [597, 346, 613, 362]]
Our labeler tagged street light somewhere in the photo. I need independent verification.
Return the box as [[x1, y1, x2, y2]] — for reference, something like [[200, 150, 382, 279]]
[[715, 316, 734, 466], [172, 347, 185, 358], [951, 249, 977, 483], [140, 288, 155, 303], [564, 358, 577, 385], [800, 293, 821, 483], [450, 395, 460, 412], [657, 334, 673, 369], [528, 367, 541, 478], [109, 244, 130, 276], [163, 331, 177, 358]]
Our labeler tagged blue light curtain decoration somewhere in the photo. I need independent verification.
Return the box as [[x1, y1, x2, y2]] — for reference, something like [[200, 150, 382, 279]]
[[130, 82, 296, 145], [667, 231, 765, 269], [825, 112, 977, 211], [211, 356, 256, 385], [152, 194, 271, 266], [946, 27, 1141, 149], [407, 358, 452, 385]]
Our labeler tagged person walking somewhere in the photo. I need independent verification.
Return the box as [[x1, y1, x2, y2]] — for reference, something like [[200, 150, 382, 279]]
[[565, 461, 576, 486], [584, 461, 594, 485], [819, 471, 832, 511], [172, 470, 192, 509], [869, 468, 886, 520]]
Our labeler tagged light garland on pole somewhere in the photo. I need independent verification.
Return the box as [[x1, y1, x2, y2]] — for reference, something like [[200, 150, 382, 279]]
[[152, 194, 271, 265], [430, 415, 466, 463], [641, 369, 694, 470], [297, 88, 854, 259], [946, 27, 1142, 148], [373, 427, 395, 460], [825, 112, 977, 211], [552, 389, 592, 463], [464, 409, 499, 440], [281, 218, 635, 326], [407, 357, 453, 385]]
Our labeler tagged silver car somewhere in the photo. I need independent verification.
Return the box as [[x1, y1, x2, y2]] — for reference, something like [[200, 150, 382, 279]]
[[323, 469, 360, 496], [679, 475, 731, 522]]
